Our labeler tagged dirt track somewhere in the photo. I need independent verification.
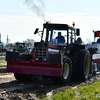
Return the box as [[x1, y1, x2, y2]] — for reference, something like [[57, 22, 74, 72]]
[[0, 72, 100, 100], [0, 58, 100, 100]]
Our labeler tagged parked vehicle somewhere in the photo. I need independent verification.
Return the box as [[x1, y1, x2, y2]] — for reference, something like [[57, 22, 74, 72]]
[[0, 44, 6, 56], [13, 42, 28, 53], [91, 31, 100, 73]]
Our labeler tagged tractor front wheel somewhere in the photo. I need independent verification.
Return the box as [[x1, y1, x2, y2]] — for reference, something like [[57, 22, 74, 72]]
[[52, 57, 72, 84]]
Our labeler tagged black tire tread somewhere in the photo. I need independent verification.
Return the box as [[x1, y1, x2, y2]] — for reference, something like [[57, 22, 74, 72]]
[[78, 50, 90, 81], [69, 51, 79, 80], [52, 57, 72, 84]]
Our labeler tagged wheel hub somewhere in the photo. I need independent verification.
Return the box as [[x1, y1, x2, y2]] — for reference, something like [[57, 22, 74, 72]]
[[63, 63, 69, 79]]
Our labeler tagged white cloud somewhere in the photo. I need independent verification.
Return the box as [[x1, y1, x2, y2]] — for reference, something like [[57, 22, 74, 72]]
[[77, 13, 87, 15], [0, 13, 100, 44], [7, 10, 22, 12], [25, 12, 34, 15], [0, 15, 44, 43], [45, 13, 100, 42]]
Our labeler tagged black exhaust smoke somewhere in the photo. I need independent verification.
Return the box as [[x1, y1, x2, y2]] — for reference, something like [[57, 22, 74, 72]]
[[24, 0, 46, 22]]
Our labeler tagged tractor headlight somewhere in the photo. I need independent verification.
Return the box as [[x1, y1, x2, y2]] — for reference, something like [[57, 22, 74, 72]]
[[36, 58, 38, 61], [43, 58, 46, 61]]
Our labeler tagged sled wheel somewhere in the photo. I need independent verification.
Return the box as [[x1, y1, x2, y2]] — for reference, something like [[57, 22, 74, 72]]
[[78, 50, 90, 80], [52, 57, 72, 84], [14, 73, 33, 81]]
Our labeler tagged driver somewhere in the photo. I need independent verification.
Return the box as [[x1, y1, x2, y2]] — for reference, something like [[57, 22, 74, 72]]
[[56, 32, 65, 43]]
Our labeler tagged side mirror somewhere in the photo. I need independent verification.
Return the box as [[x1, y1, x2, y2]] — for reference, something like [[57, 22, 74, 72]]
[[34, 28, 39, 34], [76, 28, 80, 36]]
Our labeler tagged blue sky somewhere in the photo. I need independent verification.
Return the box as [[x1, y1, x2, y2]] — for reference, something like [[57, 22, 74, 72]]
[[0, 0, 100, 44]]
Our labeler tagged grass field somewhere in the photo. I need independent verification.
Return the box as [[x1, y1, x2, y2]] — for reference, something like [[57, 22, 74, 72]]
[[0, 55, 6, 66], [41, 81, 100, 100], [0, 61, 7, 66]]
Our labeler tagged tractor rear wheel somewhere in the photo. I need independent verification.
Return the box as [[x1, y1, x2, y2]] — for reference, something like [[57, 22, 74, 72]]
[[52, 57, 72, 84], [78, 50, 90, 81], [14, 73, 33, 81], [69, 51, 79, 80]]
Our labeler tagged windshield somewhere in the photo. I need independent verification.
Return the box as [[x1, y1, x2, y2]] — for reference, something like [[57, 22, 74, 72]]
[[42, 28, 75, 45], [42, 28, 68, 43]]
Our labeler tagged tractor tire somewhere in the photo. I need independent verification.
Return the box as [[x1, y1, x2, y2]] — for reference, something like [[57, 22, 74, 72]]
[[78, 50, 90, 81], [14, 73, 33, 81], [52, 57, 72, 84], [69, 51, 79, 80]]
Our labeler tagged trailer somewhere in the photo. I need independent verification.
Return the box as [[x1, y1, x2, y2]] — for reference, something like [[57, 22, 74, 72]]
[[5, 22, 97, 84]]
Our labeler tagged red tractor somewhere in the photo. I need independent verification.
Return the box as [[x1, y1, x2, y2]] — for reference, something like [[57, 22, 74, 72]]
[[6, 22, 95, 84]]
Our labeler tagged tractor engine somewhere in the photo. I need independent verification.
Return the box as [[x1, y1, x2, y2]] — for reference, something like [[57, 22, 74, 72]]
[[34, 42, 61, 65]]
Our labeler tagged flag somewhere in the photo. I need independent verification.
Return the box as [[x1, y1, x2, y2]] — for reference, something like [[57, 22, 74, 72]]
[[7, 35, 8, 43]]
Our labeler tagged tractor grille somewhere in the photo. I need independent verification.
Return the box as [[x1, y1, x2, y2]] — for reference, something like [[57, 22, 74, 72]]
[[35, 48, 47, 61]]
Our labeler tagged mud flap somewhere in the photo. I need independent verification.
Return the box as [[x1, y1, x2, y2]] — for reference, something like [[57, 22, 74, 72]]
[[6, 51, 19, 61]]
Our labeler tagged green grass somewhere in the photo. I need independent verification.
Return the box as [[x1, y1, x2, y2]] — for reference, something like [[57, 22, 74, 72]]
[[52, 89, 76, 100], [0, 61, 6, 63], [0, 61, 7, 66], [41, 81, 100, 100]]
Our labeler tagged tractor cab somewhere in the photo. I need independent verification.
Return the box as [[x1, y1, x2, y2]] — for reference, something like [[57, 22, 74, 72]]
[[34, 22, 80, 47]]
